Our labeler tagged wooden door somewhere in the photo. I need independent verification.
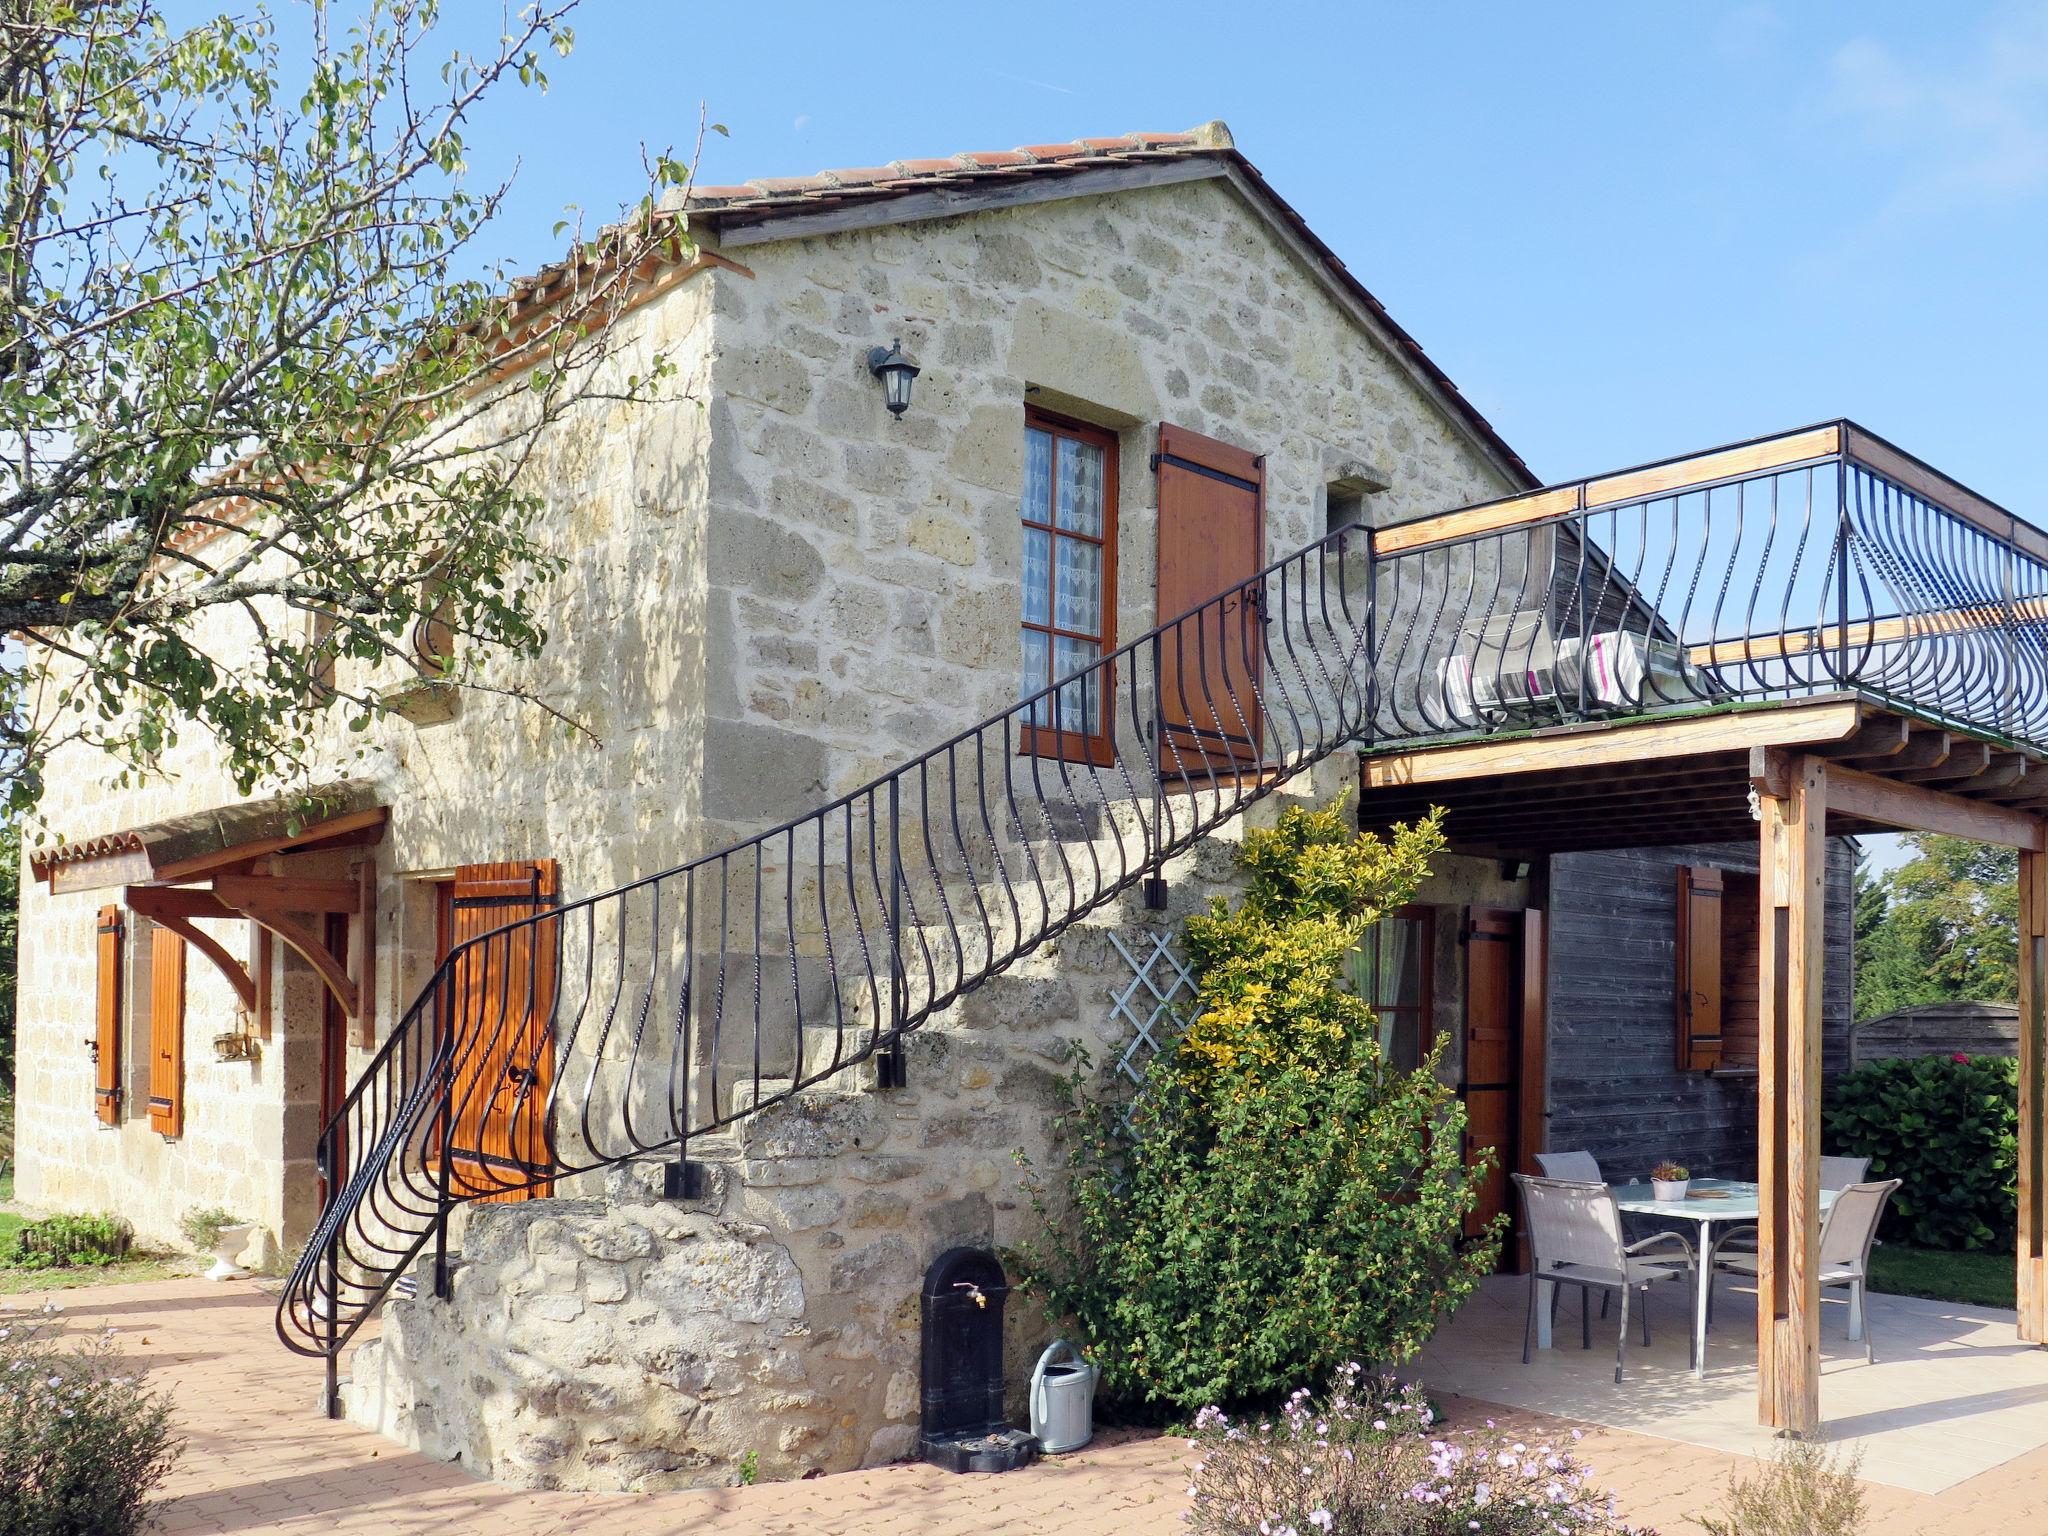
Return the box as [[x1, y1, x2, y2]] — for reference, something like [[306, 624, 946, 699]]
[[440, 860, 559, 1202], [317, 913, 350, 1207], [1676, 865, 1726, 1070], [1463, 910, 1519, 1248], [1154, 424, 1265, 773], [1461, 908, 1546, 1269]]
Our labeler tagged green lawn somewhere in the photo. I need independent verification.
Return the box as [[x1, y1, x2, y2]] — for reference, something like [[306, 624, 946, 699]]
[[0, 1168, 193, 1293], [1868, 1243, 2017, 1310]]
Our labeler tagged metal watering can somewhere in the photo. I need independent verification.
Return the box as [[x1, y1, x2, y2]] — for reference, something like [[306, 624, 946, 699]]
[[1027, 1340, 1098, 1454]]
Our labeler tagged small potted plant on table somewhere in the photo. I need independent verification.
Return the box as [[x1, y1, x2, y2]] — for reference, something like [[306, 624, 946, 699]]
[[1650, 1161, 1691, 1202]]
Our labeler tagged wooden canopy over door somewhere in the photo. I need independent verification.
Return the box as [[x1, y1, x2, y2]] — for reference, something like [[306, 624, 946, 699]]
[[440, 860, 560, 1203], [1154, 424, 1265, 775]]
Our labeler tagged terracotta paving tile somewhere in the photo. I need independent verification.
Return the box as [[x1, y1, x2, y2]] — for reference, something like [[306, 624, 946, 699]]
[[9, 1276, 2048, 1534]]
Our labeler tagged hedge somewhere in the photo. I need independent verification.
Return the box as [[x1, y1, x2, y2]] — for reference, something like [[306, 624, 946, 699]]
[[1822, 1054, 2017, 1252]]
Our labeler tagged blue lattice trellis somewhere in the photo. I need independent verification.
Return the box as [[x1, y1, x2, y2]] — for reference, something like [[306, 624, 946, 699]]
[[1105, 928, 1197, 1086]]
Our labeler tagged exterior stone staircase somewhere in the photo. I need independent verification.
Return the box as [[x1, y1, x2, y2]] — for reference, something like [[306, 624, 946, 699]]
[[341, 783, 1310, 1490]]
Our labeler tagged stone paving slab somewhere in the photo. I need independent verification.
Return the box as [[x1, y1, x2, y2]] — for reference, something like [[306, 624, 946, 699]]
[[1413, 1272, 2048, 1495], [10, 1277, 2048, 1535]]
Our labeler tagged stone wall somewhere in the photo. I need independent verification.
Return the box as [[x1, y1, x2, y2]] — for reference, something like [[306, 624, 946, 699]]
[[692, 175, 1517, 842]]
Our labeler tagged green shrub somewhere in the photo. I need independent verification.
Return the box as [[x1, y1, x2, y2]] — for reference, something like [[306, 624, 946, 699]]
[[1, 1214, 134, 1271], [1823, 1054, 2016, 1251], [1014, 804, 1498, 1416], [0, 1300, 181, 1536], [1698, 1437, 1866, 1536]]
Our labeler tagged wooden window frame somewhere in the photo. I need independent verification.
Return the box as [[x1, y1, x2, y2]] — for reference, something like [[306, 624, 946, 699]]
[[1019, 407, 1119, 766], [1357, 904, 1436, 1073]]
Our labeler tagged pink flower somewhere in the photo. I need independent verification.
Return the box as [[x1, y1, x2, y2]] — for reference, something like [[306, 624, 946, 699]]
[[1952, 1052, 1972, 1063]]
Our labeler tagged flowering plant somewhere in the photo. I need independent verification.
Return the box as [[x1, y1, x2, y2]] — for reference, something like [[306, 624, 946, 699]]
[[1184, 1365, 1652, 1536], [0, 1300, 180, 1535], [1650, 1162, 1689, 1183]]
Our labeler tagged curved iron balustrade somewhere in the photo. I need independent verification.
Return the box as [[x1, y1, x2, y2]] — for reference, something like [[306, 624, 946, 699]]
[[276, 421, 2048, 1391]]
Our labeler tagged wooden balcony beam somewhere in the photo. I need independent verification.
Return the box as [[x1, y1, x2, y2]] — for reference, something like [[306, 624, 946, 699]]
[[1361, 699, 1864, 789]]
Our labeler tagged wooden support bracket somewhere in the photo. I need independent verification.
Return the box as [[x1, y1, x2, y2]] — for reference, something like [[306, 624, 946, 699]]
[[203, 866, 377, 1025], [122, 886, 257, 1013]]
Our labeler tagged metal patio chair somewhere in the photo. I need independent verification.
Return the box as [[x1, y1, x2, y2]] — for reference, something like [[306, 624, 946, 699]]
[[1710, 1179, 1902, 1363], [1703, 1154, 1874, 1326], [1514, 1173, 1697, 1383], [1535, 1149, 1604, 1182]]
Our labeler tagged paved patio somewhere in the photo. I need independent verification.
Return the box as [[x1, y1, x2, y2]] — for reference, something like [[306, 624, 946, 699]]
[[10, 1276, 2048, 1534], [1413, 1271, 2048, 1494]]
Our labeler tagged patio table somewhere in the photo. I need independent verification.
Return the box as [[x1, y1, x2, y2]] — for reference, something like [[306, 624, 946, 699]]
[[1532, 1178, 1837, 1378]]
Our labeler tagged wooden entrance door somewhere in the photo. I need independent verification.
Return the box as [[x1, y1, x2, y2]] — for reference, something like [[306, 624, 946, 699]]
[[1461, 908, 1547, 1269], [1154, 424, 1265, 773], [317, 913, 350, 1207], [438, 860, 560, 1202]]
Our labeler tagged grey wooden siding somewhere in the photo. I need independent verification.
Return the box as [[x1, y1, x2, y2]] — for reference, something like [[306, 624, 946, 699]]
[[1542, 839, 1856, 1183]]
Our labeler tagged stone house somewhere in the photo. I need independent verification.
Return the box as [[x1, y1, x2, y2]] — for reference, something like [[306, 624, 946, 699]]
[[13, 120, 1861, 1488]]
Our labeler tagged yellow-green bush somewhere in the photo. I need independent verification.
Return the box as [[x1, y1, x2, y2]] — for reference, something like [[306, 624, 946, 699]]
[[1015, 803, 1498, 1415]]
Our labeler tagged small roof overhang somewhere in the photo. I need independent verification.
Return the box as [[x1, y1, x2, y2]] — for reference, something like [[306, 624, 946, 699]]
[[31, 781, 387, 894]]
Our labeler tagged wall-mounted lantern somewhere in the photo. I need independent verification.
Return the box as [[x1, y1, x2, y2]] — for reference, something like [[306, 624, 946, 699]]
[[867, 337, 920, 418]]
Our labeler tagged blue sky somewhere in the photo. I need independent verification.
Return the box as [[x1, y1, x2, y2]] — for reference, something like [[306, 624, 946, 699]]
[[436, 0, 2048, 520]]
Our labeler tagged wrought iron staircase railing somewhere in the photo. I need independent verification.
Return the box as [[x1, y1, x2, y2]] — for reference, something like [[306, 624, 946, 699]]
[[276, 419, 2048, 1407]]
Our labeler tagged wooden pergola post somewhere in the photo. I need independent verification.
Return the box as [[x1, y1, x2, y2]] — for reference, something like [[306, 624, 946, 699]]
[[2021, 846, 2048, 1345], [1757, 753, 1826, 1433]]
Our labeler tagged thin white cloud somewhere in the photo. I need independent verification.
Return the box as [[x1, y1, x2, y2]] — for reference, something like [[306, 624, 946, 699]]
[[990, 69, 1075, 96], [792, 114, 811, 133], [1827, 4, 2048, 221]]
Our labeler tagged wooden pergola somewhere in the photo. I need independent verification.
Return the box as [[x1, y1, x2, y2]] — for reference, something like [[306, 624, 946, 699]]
[[1360, 694, 2048, 1434]]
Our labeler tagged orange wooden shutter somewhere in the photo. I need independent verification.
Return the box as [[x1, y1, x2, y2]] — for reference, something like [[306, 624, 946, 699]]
[[1676, 865, 1724, 1071], [148, 928, 186, 1136], [94, 907, 125, 1124], [1154, 424, 1265, 773], [443, 860, 559, 1202]]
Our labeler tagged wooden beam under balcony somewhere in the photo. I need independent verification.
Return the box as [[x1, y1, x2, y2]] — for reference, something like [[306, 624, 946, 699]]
[[1754, 749, 2046, 850], [1360, 698, 1864, 789]]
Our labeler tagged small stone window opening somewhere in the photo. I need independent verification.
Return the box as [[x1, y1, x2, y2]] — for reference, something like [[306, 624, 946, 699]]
[[1321, 458, 1389, 548], [1326, 488, 1368, 543], [411, 580, 456, 679], [304, 606, 339, 700]]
